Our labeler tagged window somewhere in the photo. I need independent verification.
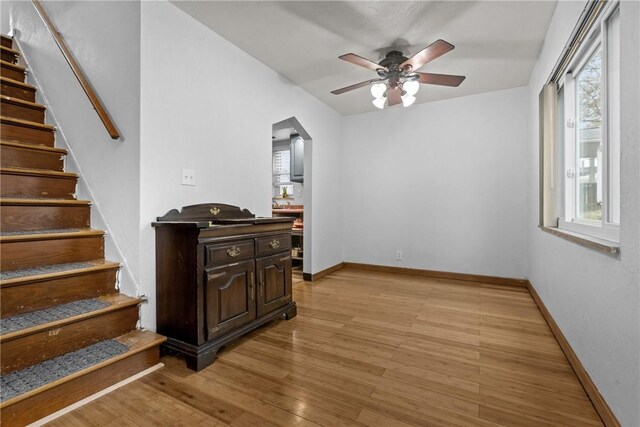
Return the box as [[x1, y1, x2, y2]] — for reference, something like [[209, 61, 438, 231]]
[[272, 149, 290, 182], [272, 149, 293, 198], [556, 2, 620, 242]]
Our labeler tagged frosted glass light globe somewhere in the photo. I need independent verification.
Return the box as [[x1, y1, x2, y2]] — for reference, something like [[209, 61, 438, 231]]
[[372, 97, 386, 109], [403, 80, 420, 96], [370, 82, 387, 98], [401, 94, 416, 107]]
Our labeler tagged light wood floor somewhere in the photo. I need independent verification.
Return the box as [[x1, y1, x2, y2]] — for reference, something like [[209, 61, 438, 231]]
[[48, 268, 603, 426]]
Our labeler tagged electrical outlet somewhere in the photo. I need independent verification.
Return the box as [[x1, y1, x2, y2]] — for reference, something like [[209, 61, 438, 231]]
[[396, 250, 403, 261], [181, 169, 196, 186]]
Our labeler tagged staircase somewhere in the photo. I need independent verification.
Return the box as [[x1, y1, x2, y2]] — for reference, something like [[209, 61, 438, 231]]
[[0, 34, 165, 426]]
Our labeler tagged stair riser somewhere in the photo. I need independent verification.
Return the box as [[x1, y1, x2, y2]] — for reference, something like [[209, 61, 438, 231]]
[[0, 304, 139, 374], [0, 347, 159, 426], [1, 37, 12, 49], [1, 51, 18, 64], [1, 268, 118, 318], [0, 144, 63, 171], [1, 235, 104, 271], [0, 173, 77, 199], [0, 65, 25, 82], [0, 122, 54, 146], [0, 81, 36, 102], [0, 204, 90, 232], [0, 100, 45, 123]]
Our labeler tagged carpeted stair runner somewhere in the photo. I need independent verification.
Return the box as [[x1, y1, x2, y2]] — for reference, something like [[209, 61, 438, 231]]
[[0, 339, 129, 402], [0, 261, 94, 281], [0, 298, 110, 334]]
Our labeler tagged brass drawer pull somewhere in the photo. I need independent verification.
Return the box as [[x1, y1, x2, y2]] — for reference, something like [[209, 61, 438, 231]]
[[226, 246, 241, 257], [269, 239, 280, 249]]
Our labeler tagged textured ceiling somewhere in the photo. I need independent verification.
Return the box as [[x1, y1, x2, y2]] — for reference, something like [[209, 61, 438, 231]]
[[173, 1, 557, 115]]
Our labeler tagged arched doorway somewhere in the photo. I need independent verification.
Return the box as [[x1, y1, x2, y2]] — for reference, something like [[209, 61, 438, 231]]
[[271, 117, 312, 278]]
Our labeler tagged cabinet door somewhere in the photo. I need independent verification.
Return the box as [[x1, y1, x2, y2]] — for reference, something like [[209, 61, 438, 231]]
[[204, 259, 256, 340], [290, 135, 304, 182], [256, 253, 292, 317]]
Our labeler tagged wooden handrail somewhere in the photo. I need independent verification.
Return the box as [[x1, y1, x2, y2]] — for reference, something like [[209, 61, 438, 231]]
[[31, 0, 120, 139]]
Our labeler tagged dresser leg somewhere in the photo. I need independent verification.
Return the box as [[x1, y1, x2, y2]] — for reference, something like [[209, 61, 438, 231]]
[[186, 348, 219, 371], [284, 303, 297, 320]]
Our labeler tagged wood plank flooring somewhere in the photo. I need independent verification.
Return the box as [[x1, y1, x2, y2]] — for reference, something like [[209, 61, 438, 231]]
[[47, 267, 603, 426]]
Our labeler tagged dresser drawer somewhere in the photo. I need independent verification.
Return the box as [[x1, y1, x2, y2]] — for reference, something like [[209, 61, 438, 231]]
[[206, 240, 255, 265], [256, 234, 291, 257]]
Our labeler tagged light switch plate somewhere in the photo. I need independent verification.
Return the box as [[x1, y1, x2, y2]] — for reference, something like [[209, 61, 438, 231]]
[[181, 169, 196, 186]]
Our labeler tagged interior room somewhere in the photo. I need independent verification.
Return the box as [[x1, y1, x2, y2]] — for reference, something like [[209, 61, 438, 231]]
[[271, 117, 309, 279], [0, 1, 638, 426]]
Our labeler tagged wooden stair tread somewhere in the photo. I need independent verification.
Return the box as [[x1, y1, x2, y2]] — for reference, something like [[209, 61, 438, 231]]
[[0, 167, 76, 178], [0, 197, 89, 206], [0, 330, 165, 408], [0, 60, 25, 73], [0, 140, 66, 154], [0, 294, 140, 342], [0, 45, 20, 56], [0, 260, 119, 286], [0, 228, 104, 243], [0, 116, 55, 131], [0, 96, 45, 110], [0, 77, 34, 90]]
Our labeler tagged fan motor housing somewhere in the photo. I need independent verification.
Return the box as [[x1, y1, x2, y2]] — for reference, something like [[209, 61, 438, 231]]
[[379, 50, 408, 69]]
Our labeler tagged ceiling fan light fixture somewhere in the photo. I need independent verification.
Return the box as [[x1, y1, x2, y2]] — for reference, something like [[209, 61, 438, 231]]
[[332, 39, 465, 110], [402, 80, 420, 96], [401, 93, 416, 108], [372, 97, 386, 109], [370, 82, 387, 99]]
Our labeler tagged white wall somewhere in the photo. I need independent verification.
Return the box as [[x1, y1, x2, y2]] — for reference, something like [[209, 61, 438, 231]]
[[342, 87, 529, 279], [1, 1, 11, 35], [526, 1, 640, 425], [139, 1, 344, 330], [4, 1, 142, 296]]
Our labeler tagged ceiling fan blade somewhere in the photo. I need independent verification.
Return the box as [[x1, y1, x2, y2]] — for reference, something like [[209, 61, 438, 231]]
[[331, 78, 381, 95], [339, 53, 387, 72], [401, 39, 455, 71], [417, 72, 466, 87], [387, 87, 402, 106]]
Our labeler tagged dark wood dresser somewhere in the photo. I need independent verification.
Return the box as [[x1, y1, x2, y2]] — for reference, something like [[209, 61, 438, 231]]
[[152, 203, 297, 371]]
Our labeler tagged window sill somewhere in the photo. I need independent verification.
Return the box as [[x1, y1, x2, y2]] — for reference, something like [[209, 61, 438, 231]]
[[539, 226, 620, 255]]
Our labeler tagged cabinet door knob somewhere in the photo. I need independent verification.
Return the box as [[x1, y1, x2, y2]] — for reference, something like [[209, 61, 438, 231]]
[[226, 246, 241, 257], [269, 239, 280, 249]]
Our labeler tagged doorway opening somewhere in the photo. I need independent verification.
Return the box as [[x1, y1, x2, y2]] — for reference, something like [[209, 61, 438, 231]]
[[271, 117, 312, 279]]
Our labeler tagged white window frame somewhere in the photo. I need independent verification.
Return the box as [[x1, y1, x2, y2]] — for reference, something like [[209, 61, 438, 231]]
[[558, 1, 620, 243], [272, 148, 292, 185]]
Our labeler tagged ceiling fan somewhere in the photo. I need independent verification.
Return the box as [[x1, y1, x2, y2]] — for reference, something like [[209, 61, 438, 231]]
[[331, 39, 465, 109]]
